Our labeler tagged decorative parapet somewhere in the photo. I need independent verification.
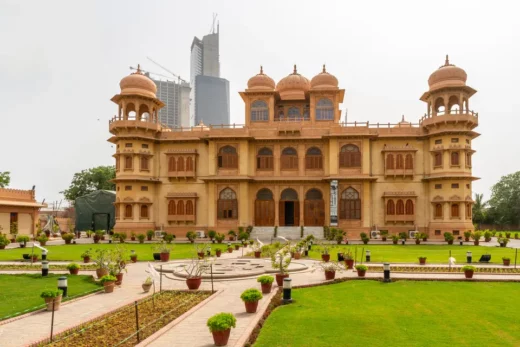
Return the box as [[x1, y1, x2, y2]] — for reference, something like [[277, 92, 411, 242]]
[[382, 191, 417, 197], [0, 188, 35, 202]]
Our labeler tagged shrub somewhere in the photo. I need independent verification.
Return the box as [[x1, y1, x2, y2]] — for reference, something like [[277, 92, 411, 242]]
[[215, 233, 225, 242], [360, 232, 368, 239], [16, 235, 30, 243], [464, 231, 472, 239], [503, 257, 510, 261], [137, 234, 146, 243], [398, 232, 408, 240], [163, 234, 175, 243], [355, 264, 368, 271], [505, 232, 511, 238], [471, 231, 482, 241], [118, 232, 127, 243], [40, 289, 63, 299], [66, 263, 80, 270], [256, 275, 274, 284], [146, 230, 154, 238], [36, 235, 49, 244], [391, 235, 400, 242], [228, 230, 236, 237], [483, 230, 492, 240], [207, 313, 236, 333], [461, 265, 476, 272], [99, 275, 117, 284], [186, 231, 197, 242], [208, 230, 217, 240], [0, 234, 11, 247], [62, 233, 74, 242], [444, 232, 454, 241], [240, 288, 263, 303], [238, 232, 249, 241]]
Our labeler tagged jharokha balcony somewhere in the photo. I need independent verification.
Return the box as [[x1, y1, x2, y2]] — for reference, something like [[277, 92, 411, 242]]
[[385, 214, 415, 223], [419, 110, 479, 129]]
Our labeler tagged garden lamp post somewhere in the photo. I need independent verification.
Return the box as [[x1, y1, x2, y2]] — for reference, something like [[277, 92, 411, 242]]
[[383, 262, 391, 282], [207, 247, 211, 257], [57, 276, 68, 297], [366, 250, 371, 262], [42, 249, 48, 261], [401, 239, 405, 245], [41, 260, 49, 276], [466, 251, 472, 263], [459, 237, 463, 246], [282, 278, 293, 304], [304, 246, 309, 257]]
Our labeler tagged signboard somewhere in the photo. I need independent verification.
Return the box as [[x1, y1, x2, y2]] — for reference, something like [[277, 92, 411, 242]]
[[330, 180, 338, 226]]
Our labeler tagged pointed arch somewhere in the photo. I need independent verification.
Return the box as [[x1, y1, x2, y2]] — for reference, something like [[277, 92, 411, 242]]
[[251, 100, 269, 121], [168, 156, 176, 172], [396, 154, 404, 169], [177, 157, 185, 171], [316, 98, 334, 120], [218, 188, 238, 219], [451, 151, 460, 166], [218, 146, 238, 169], [339, 144, 361, 168], [255, 188, 274, 226], [405, 200, 414, 215], [387, 200, 395, 215], [140, 205, 149, 218], [396, 199, 405, 215], [386, 154, 394, 169], [451, 203, 460, 218], [186, 200, 194, 215], [186, 157, 194, 171], [281, 147, 298, 170], [405, 154, 413, 169], [177, 200, 185, 215], [257, 147, 273, 170], [339, 187, 361, 220], [124, 204, 133, 218], [168, 200, 176, 215], [305, 147, 323, 170]]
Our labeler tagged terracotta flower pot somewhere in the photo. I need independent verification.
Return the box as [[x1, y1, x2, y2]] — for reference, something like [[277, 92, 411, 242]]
[[325, 270, 336, 280], [31, 256, 39, 262], [147, 236, 152, 241], [419, 258, 427, 265], [69, 268, 79, 275], [261, 282, 272, 294], [234, 245, 240, 250], [197, 252, 205, 259], [465, 237, 470, 242], [93, 237, 100, 244], [357, 269, 366, 277], [392, 240, 398, 245], [503, 259, 511, 266], [130, 255, 137, 263], [294, 252, 301, 260], [227, 248, 233, 253], [447, 240, 453, 245], [244, 301, 259, 313], [474, 241, 479, 246], [160, 252, 170, 262], [40, 241, 47, 246], [211, 329, 231, 346], [382, 237, 387, 241], [254, 251, 261, 258], [142, 283, 152, 293], [131, 237, 136, 241], [345, 259, 354, 269], [422, 238, 427, 242], [96, 268, 108, 279], [464, 270, 474, 279], [0, 245, 4, 249], [216, 250, 222, 257], [104, 282, 115, 293], [65, 239, 72, 245], [115, 273, 124, 285], [275, 273, 289, 286], [186, 277, 202, 290], [321, 254, 330, 262], [44, 296, 62, 311], [83, 257, 90, 263]]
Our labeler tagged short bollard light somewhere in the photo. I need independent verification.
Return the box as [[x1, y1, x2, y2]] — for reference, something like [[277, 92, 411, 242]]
[[467, 251, 472, 263], [366, 250, 371, 262], [58, 276, 68, 297], [401, 239, 405, 245], [41, 261, 49, 276], [282, 278, 293, 304], [304, 246, 309, 257], [42, 249, 48, 261], [383, 262, 391, 283]]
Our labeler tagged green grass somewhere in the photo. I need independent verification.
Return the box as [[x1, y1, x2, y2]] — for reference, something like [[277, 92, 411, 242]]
[[0, 243, 219, 262], [254, 281, 520, 347], [0, 274, 101, 320], [309, 244, 518, 264]]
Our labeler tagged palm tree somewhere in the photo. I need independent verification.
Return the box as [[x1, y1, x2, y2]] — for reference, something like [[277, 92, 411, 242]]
[[472, 193, 488, 229]]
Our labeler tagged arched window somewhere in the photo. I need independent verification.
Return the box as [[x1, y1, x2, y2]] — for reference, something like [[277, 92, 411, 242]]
[[386, 154, 394, 170], [339, 145, 361, 168], [186, 200, 194, 215], [140, 156, 149, 171], [124, 204, 133, 218], [177, 200, 185, 215], [405, 154, 413, 169], [139, 104, 150, 121], [168, 156, 176, 172], [281, 188, 298, 201], [339, 187, 361, 220], [305, 189, 323, 200], [435, 97, 445, 115], [316, 98, 334, 120], [256, 188, 274, 200], [257, 147, 273, 170], [448, 95, 459, 114], [125, 156, 133, 169], [251, 100, 268, 121], [281, 147, 298, 170], [387, 200, 395, 215], [435, 203, 443, 218], [405, 200, 414, 215], [186, 157, 194, 171], [126, 103, 136, 120], [177, 157, 185, 171], [451, 152, 459, 166], [218, 188, 238, 219], [396, 200, 405, 215], [434, 152, 443, 167], [288, 107, 300, 119], [396, 154, 404, 169], [168, 200, 176, 215], [305, 147, 323, 170], [451, 203, 459, 218], [218, 146, 238, 169], [140, 205, 149, 218]]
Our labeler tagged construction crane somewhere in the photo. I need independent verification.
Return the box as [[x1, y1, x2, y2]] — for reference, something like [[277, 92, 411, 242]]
[[146, 57, 188, 84], [129, 66, 177, 82]]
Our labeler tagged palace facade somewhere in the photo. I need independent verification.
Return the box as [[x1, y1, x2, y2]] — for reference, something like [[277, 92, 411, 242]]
[[109, 57, 479, 239]]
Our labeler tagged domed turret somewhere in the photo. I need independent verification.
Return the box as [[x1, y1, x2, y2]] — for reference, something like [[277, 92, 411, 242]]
[[247, 66, 275, 91], [310, 65, 338, 89], [276, 65, 310, 100], [119, 65, 157, 99], [428, 55, 467, 91]]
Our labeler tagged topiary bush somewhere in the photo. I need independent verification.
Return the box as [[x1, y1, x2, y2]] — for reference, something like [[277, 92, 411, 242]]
[[240, 288, 263, 302], [207, 312, 237, 332], [256, 275, 274, 285]]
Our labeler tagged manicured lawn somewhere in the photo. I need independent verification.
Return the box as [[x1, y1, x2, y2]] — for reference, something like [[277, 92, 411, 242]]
[[254, 281, 520, 347], [309, 244, 518, 264], [0, 274, 101, 320], [0, 243, 222, 262]]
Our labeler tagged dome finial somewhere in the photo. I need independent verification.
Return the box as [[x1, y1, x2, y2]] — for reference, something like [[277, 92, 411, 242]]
[[293, 64, 297, 74], [322, 64, 326, 73], [445, 55, 450, 66], [402, 114, 405, 122], [137, 64, 142, 74], [260, 65, 263, 74]]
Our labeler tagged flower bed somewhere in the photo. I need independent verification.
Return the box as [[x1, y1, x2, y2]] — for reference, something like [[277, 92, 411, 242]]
[[0, 264, 97, 271], [363, 265, 520, 274], [31, 290, 211, 347]]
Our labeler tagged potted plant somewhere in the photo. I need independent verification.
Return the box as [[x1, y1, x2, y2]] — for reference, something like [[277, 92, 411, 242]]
[[67, 263, 80, 275], [240, 288, 263, 313], [118, 232, 127, 243], [498, 237, 510, 248], [142, 276, 153, 292], [257, 275, 274, 294], [503, 257, 511, 266], [483, 230, 492, 242], [381, 230, 388, 242], [179, 258, 209, 290], [313, 261, 344, 280], [146, 229, 154, 241], [422, 233, 428, 242], [234, 243, 240, 251], [129, 251, 138, 263], [108, 246, 128, 285], [164, 233, 175, 244], [344, 248, 354, 269], [360, 232, 369, 244], [80, 249, 92, 263], [93, 230, 103, 243], [16, 235, 30, 248], [418, 256, 427, 265], [471, 231, 482, 245], [0, 234, 10, 249], [36, 234, 48, 246], [207, 313, 236, 346], [215, 248, 222, 257], [227, 243, 233, 253], [41, 289, 63, 311], [196, 244, 209, 258], [444, 232, 454, 245], [319, 244, 331, 262], [215, 233, 225, 244], [61, 233, 74, 244], [252, 242, 262, 258], [186, 231, 197, 243], [464, 231, 472, 242], [208, 230, 217, 243], [228, 230, 236, 241], [462, 265, 475, 279], [355, 264, 368, 277], [10, 221, 18, 242], [132, 234, 143, 244], [505, 232, 511, 238], [93, 249, 110, 279], [100, 275, 117, 293], [158, 242, 172, 262], [130, 232, 136, 241], [31, 254, 39, 262], [271, 246, 291, 286], [391, 235, 399, 245]]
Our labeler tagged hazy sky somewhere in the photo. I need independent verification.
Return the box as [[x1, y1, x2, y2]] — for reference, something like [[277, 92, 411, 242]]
[[1, 0, 518, 205]]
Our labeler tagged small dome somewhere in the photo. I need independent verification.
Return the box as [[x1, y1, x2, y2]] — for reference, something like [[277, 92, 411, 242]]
[[393, 115, 411, 128], [428, 55, 467, 91], [310, 65, 339, 89], [119, 65, 157, 99], [276, 65, 310, 100], [247, 66, 275, 91]]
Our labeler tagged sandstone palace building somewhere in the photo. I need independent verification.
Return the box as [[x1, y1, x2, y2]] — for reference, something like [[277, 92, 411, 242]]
[[109, 57, 479, 239]]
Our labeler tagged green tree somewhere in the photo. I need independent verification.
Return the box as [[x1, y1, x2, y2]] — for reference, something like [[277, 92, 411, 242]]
[[61, 166, 115, 202], [472, 193, 488, 229], [0, 171, 10, 188], [487, 171, 520, 227]]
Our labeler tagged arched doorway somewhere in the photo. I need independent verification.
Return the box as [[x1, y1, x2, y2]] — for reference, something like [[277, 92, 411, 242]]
[[280, 188, 299, 226], [255, 189, 274, 226], [304, 189, 325, 226]]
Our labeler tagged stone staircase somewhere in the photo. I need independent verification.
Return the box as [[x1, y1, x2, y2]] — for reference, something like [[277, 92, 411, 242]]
[[250, 226, 324, 242]]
